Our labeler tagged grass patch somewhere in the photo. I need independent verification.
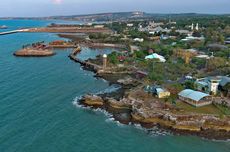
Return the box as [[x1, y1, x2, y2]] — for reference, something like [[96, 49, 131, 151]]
[[214, 104, 230, 115], [175, 101, 223, 115]]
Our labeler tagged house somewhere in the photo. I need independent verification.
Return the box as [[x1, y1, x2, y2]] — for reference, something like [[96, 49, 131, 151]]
[[139, 21, 165, 33], [127, 23, 134, 27], [178, 89, 212, 107], [94, 25, 104, 28], [136, 70, 148, 79], [207, 76, 222, 95], [195, 79, 209, 93], [224, 37, 230, 44], [207, 44, 228, 51], [186, 48, 198, 54], [176, 30, 190, 35], [145, 53, 166, 62], [219, 76, 230, 97], [195, 76, 223, 95], [181, 35, 205, 41], [134, 38, 144, 42], [195, 54, 210, 59], [130, 45, 140, 53], [155, 88, 171, 98], [149, 26, 164, 34], [145, 85, 170, 98]]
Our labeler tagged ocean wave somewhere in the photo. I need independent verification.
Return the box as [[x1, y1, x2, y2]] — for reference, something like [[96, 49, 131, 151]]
[[72, 85, 169, 137], [133, 123, 171, 137], [105, 117, 126, 127], [95, 84, 121, 95]]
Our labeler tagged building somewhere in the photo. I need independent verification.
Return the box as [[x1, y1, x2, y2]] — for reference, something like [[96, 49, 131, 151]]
[[178, 89, 212, 107], [145, 53, 166, 62], [181, 35, 205, 41], [195, 76, 223, 95], [130, 45, 140, 53], [195, 54, 210, 59], [176, 29, 190, 35], [94, 25, 104, 28], [127, 23, 134, 27], [219, 76, 230, 97], [135, 70, 148, 79], [224, 37, 230, 44], [145, 85, 170, 98], [155, 88, 171, 98], [102, 54, 107, 70], [207, 77, 222, 95], [133, 38, 144, 42]]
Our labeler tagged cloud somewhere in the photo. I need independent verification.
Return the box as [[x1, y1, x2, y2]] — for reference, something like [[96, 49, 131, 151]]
[[52, 0, 63, 5]]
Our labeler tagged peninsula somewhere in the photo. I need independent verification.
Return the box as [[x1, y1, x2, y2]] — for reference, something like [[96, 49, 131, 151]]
[[12, 13, 230, 140]]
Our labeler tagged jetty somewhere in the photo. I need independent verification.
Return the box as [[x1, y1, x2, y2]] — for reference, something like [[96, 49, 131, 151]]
[[69, 47, 102, 72], [0, 29, 29, 36]]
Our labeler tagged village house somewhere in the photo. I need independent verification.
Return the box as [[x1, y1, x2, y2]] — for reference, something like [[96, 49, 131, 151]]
[[178, 89, 212, 107], [145, 53, 166, 62], [225, 37, 230, 44], [133, 38, 144, 42], [94, 25, 104, 28], [127, 23, 134, 27], [138, 21, 165, 33], [219, 76, 230, 97], [195, 76, 223, 95], [154, 87, 171, 98], [145, 85, 171, 98]]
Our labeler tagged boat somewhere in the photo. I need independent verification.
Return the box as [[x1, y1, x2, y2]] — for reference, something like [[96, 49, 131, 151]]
[[0, 25, 8, 29]]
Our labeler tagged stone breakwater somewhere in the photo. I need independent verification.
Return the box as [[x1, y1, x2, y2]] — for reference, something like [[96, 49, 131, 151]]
[[78, 94, 230, 140]]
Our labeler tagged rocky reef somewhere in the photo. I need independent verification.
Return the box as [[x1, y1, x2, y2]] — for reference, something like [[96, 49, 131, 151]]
[[14, 49, 55, 57], [78, 93, 230, 140]]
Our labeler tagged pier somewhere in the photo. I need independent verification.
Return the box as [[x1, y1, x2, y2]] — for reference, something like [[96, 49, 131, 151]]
[[0, 29, 29, 36], [69, 47, 102, 72]]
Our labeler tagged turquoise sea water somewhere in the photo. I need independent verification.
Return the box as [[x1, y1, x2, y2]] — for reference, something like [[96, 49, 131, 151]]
[[0, 20, 229, 152]]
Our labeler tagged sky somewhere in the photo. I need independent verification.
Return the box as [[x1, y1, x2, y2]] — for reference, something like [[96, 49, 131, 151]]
[[0, 0, 229, 17]]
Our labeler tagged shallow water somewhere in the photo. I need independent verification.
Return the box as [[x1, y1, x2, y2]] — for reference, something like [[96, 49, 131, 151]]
[[0, 19, 229, 152]]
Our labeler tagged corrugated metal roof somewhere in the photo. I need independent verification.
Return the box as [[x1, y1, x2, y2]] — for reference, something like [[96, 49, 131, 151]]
[[178, 89, 210, 102], [156, 88, 164, 93], [219, 76, 230, 87]]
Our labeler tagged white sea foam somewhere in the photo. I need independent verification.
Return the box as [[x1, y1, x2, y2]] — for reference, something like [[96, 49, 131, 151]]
[[95, 84, 121, 95], [72, 85, 170, 137], [133, 123, 171, 137]]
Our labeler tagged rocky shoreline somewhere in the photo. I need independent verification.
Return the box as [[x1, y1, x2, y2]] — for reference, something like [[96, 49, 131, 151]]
[[69, 50, 230, 140], [77, 92, 230, 140]]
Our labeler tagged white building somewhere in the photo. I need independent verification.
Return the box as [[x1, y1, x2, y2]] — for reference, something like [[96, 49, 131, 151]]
[[127, 23, 134, 27], [145, 53, 166, 62], [94, 25, 104, 28], [195, 76, 223, 95], [133, 38, 144, 42]]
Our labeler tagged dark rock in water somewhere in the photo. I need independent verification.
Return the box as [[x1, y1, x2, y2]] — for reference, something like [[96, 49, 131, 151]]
[[113, 113, 131, 125]]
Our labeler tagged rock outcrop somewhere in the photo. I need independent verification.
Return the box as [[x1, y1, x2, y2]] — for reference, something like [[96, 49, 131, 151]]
[[14, 49, 55, 57]]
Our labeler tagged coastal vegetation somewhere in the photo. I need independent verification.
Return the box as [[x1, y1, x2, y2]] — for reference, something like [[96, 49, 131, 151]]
[[12, 13, 230, 140]]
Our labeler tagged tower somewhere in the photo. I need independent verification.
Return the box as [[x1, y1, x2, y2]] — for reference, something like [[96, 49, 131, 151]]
[[195, 23, 199, 31], [103, 54, 107, 70], [191, 23, 194, 31]]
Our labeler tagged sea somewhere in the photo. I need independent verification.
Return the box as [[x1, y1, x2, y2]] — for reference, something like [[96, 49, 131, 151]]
[[0, 19, 229, 152]]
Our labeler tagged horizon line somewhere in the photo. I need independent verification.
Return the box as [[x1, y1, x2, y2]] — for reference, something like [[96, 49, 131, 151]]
[[0, 11, 230, 18]]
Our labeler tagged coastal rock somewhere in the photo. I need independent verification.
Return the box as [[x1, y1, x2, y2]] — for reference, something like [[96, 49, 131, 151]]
[[14, 49, 55, 57], [106, 98, 132, 113], [80, 95, 104, 108]]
